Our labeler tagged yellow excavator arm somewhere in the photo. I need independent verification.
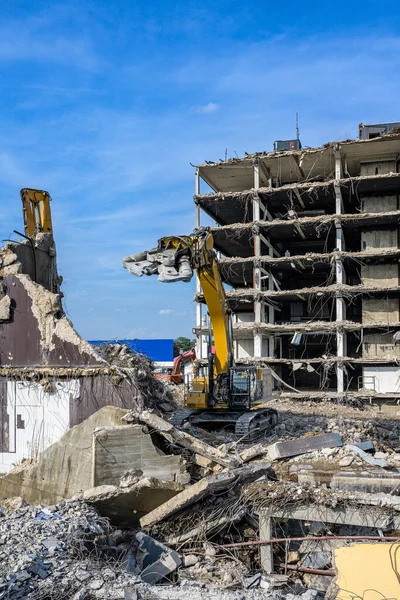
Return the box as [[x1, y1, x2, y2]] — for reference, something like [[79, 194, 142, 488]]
[[198, 253, 230, 375], [21, 188, 52, 238], [123, 226, 277, 435], [123, 227, 231, 376]]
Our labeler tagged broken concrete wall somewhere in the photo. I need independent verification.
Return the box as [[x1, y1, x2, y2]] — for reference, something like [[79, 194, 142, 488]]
[[362, 195, 399, 213], [0, 233, 170, 472], [69, 374, 143, 427], [360, 160, 397, 176], [0, 374, 145, 474], [0, 406, 185, 505], [0, 406, 126, 504], [361, 229, 398, 251], [0, 274, 102, 367], [10, 234, 60, 293], [0, 295, 11, 321], [361, 264, 399, 286], [362, 297, 400, 325], [93, 425, 185, 485], [362, 333, 400, 358]]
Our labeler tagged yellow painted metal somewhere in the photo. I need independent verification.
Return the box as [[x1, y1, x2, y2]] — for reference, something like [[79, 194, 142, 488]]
[[20, 188, 52, 238], [198, 262, 229, 376], [191, 377, 207, 392], [158, 229, 230, 377], [186, 391, 208, 409], [334, 543, 400, 599]]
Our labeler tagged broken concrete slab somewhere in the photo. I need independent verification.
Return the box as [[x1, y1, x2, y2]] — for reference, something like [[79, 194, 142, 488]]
[[239, 443, 266, 463], [339, 455, 354, 467], [93, 424, 187, 485], [166, 508, 247, 545], [298, 467, 400, 495], [136, 532, 181, 585], [139, 410, 239, 468], [193, 454, 224, 473], [355, 440, 375, 453], [140, 461, 271, 529], [0, 406, 128, 504], [0, 407, 185, 508], [346, 444, 389, 467], [267, 433, 342, 460], [78, 478, 184, 524]]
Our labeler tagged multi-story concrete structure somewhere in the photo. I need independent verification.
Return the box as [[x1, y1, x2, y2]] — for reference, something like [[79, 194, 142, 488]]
[[194, 123, 400, 401]]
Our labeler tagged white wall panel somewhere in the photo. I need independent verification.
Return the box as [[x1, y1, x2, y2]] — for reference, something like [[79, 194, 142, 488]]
[[0, 380, 79, 474]]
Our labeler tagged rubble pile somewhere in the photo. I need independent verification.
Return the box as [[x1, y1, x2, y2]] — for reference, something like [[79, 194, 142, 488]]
[[95, 343, 175, 412], [0, 497, 310, 600], [2, 394, 400, 597], [0, 498, 141, 600]]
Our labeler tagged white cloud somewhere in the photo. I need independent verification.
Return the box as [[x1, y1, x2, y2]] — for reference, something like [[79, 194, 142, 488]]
[[159, 308, 189, 316], [195, 102, 220, 114]]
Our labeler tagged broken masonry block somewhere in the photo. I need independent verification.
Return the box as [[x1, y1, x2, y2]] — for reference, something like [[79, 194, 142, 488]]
[[136, 532, 181, 585], [346, 444, 389, 468], [355, 440, 375, 453], [267, 433, 342, 460]]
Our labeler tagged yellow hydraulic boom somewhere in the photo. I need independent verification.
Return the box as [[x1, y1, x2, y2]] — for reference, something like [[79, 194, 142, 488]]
[[21, 188, 52, 238], [123, 226, 277, 440]]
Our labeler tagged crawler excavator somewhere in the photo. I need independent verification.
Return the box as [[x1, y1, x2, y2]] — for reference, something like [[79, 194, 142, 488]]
[[123, 227, 277, 440]]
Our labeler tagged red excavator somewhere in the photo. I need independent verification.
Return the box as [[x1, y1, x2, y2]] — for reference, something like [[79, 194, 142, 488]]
[[154, 349, 196, 384]]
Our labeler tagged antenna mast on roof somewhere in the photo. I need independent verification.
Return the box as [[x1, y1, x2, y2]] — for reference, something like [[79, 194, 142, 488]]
[[296, 112, 300, 140]]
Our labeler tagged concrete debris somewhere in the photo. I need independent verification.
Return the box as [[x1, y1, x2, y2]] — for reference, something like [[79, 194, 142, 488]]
[[0, 407, 187, 515], [6, 178, 400, 598], [1, 397, 400, 598], [140, 461, 272, 529], [239, 443, 266, 463], [93, 424, 188, 486], [0, 406, 129, 505], [138, 410, 240, 468], [298, 466, 400, 494], [76, 477, 184, 524], [345, 444, 389, 467], [136, 532, 181, 584], [301, 552, 331, 570], [354, 440, 375, 453], [0, 499, 142, 600], [95, 344, 175, 412], [267, 433, 342, 460]]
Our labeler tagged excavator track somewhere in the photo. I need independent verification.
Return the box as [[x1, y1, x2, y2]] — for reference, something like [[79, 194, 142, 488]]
[[170, 407, 278, 443], [169, 408, 200, 429], [235, 408, 278, 443]]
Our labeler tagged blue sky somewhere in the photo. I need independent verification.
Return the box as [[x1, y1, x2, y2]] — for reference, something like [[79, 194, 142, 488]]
[[0, 0, 399, 341]]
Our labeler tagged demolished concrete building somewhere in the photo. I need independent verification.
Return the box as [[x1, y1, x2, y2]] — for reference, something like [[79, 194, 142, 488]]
[[194, 126, 400, 402], [3, 131, 400, 598], [0, 224, 171, 474]]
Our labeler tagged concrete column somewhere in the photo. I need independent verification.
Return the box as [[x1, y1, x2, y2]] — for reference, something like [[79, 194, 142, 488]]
[[334, 147, 347, 394], [253, 162, 262, 358], [259, 510, 273, 574]]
